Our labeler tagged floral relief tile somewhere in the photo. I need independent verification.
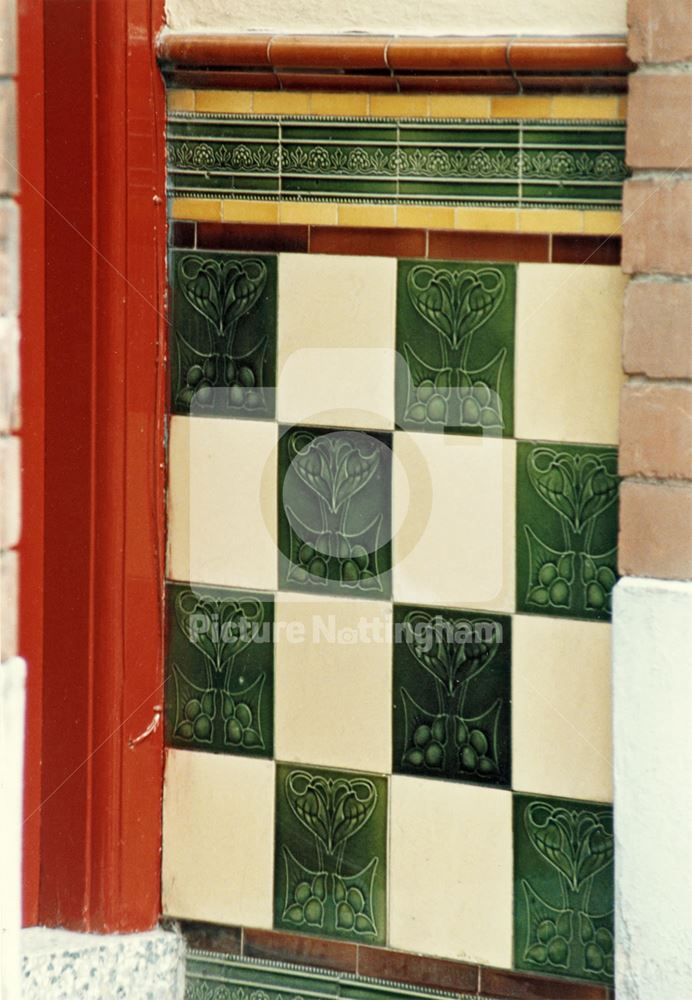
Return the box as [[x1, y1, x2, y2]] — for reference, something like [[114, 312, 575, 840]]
[[170, 249, 277, 418], [516, 441, 619, 621], [274, 763, 387, 946], [513, 793, 614, 985], [395, 259, 516, 437], [278, 425, 393, 599], [165, 582, 274, 758], [392, 604, 511, 788]]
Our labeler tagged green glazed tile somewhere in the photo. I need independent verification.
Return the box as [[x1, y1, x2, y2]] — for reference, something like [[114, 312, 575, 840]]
[[516, 441, 619, 621], [274, 763, 388, 945], [282, 143, 398, 178], [278, 425, 392, 599], [170, 250, 277, 419], [395, 259, 516, 436], [393, 605, 511, 787], [514, 793, 614, 985], [164, 582, 274, 757]]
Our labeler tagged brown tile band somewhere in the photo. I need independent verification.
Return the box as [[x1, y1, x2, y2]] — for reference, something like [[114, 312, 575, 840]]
[[170, 220, 621, 266], [178, 921, 615, 999], [158, 33, 631, 92]]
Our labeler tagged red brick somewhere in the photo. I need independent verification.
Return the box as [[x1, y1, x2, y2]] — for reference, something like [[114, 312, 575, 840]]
[[619, 480, 692, 579], [628, 0, 692, 63], [627, 74, 692, 169], [622, 179, 692, 276], [620, 382, 692, 479], [623, 281, 692, 379], [358, 946, 478, 993]]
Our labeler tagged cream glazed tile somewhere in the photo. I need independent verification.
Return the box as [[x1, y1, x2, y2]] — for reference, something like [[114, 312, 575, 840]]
[[512, 614, 613, 803], [515, 264, 626, 446], [161, 749, 275, 928], [392, 432, 516, 613], [167, 415, 278, 591], [274, 592, 392, 774], [389, 775, 513, 967], [277, 254, 397, 431]]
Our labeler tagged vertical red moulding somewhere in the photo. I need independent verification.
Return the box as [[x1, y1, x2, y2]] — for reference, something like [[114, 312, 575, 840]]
[[21, 0, 167, 930]]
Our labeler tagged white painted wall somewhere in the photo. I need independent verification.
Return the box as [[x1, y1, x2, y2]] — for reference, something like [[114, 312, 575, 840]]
[[165, 0, 627, 37], [613, 578, 692, 1000]]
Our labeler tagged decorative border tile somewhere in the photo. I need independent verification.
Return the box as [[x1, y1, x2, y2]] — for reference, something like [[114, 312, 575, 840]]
[[167, 113, 626, 211], [274, 764, 388, 946], [513, 794, 614, 986], [396, 259, 516, 437], [165, 582, 274, 757], [516, 442, 619, 621], [277, 425, 393, 599], [392, 605, 512, 787], [170, 249, 278, 419]]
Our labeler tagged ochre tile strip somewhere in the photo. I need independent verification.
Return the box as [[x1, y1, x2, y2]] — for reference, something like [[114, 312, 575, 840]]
[[171, 199, 623, 238]]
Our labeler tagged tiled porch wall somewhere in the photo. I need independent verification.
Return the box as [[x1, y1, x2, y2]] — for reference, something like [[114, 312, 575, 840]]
[[161, 86, 625, 1000]]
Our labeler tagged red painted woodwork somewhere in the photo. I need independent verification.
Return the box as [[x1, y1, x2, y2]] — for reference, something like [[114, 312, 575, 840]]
[[17, 0, 46, 929], [20, 0, 167, 930]]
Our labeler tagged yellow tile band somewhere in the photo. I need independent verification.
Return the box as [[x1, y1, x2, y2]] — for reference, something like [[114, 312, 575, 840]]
[[169, 89, 625, 123], [170, 196, 622, 238]]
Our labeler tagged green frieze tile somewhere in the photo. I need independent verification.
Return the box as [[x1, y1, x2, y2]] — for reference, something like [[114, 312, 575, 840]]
[[395, 259, 516, 437], [516, 441, 619, 621], [393, 604, 512, 787], [514, 793, 614, 985], [170, 249, 277, 419], [277, 425, 393, 599], [164, 582, 274, 758], [274, 764, 388, 946]]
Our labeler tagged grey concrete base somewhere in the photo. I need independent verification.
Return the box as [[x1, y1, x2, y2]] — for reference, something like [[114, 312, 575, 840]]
[[613, 577, 692, 1000], [21, 927, 185, 1000]]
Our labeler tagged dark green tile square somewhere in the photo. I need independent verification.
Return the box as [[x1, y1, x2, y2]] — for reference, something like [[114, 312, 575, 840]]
[[164, 581, 274, 757], [514, 793, 614, 985], [170, 249, 277, 419], [516, 441, 619, 621], [278, 425, 392, 599], [395, 259, 516, 436], [393, 605, 511, 787], [274, 763, 387, 945]]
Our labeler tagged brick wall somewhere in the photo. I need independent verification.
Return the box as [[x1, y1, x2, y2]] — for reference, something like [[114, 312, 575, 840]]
[[619, 0, 692, 580]]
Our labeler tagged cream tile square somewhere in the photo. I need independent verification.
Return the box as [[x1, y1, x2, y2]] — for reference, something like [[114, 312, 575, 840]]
[[393, 433, 515, 613], [512, 614, 613, 803], [277, 254, 397, 430], [515, 264, 626, 446], [389, 776, 513, 966], [167, 416, 278, 590], [275, 593, 392, 773], [161, 749, 275, 927]]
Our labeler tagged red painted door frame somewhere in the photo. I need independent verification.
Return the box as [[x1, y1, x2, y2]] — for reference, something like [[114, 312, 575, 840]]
[[19, 0, 167, 930]]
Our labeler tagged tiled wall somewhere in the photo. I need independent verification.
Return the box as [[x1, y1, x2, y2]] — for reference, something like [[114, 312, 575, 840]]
[[162, 90, 625, 996]]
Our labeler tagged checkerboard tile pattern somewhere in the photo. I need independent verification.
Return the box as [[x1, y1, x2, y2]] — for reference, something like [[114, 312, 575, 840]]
[[163, 249, 623, 987]]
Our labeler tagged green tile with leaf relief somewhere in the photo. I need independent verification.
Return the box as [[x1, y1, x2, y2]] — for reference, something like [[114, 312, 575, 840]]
[[170, 249, 277, 419], [396, 260, 516, 437], [165, 582, 274, 757], [514, 793, 614, 985], [278, 425, 392, 599], [393, 604, 511, 788], [516, 441, 619, 621], [274, 763, 387, 945]]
